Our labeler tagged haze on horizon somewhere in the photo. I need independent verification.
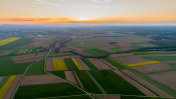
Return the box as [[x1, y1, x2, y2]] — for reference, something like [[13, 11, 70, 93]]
[[0, 0, 176, 25]]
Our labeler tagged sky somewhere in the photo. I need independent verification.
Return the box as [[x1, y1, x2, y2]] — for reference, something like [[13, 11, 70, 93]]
[[0, 0, 176, 25]]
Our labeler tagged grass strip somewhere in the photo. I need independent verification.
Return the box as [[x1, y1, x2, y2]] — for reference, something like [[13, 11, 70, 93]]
[[86, 71, 107, 94], [104, 57, 129, 69], [64, 58, 78, 70], [80, 58, 98, 70], [76, 71, 101, 93], [129, 69, 176, 97], [50, 71, 66, 79]]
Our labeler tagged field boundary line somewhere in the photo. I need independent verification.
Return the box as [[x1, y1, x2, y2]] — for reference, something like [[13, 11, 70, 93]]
[[10, 58, 44, 99], [86, 71, 107, 94], [38, 94, 88, 99], [44, 49, 95, 99]]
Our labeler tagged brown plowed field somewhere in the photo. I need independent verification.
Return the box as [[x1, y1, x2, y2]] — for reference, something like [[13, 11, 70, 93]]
[[0, 77, 3, 81], [3, 75, 21, 99], [0, 50, 12, 56], [17, 50, 24, 54], [65, 71, 76, 84], [148, 70, 176, 91], [93, 94, 120, 99], [11, 53, 45, 61], [132, 63, 172, 73], [21, 74, 65, 85], [101, 59, 117, 69], [122, 70, 171, 97], [74, 56, 90, 70], [46, 58, 54, 71], [88, 58, 111, 70], [113, 70, 156, 96], [15, 58, 43, 63], [111, 53, 134, 57], [116, 56, 148, 64]]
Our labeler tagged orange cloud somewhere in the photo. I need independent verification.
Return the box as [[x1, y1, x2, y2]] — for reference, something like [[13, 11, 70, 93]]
[[0, 17, 176, 24]]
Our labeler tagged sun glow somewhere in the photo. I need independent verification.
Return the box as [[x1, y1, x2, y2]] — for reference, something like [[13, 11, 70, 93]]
[[77, 18, 93, 21]]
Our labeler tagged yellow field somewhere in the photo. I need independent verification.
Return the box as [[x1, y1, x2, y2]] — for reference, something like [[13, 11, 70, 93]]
[[128, 61, 160, 66], [53, 59, 67, 70], [0, 75, 16, 98], [0, 37, 20, 46], [23, 49, 28, 54], [72, 58, 83, 70]]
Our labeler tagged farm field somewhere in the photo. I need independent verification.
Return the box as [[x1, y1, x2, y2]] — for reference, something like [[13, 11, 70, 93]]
[[0, 37, 20, 46], [0, 75, 21, 99], [0, 26, 176, 99], [14, 82, 85, 99]]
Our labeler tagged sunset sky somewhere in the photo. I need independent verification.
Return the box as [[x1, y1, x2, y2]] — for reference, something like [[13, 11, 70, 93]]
[[0, 0, 176, 25]]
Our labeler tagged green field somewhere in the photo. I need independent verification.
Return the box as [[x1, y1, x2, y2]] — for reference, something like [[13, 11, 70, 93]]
[[48, 53, 75, 58], [145, 68, 176, 75], [0, 76, 9, 89], [50, 71, 66, 79], [130, 42, 157, 47], [64, 58, 78, 70], [132, 51, 176, 55], [14, 83, 85, 99], [104, 57, 129, 69], [0, 56, 31, 76], [26, 59, 45, 75], [110, 47, 125, 52], [84, 48, 109, 57], [168, 63, 176, 67], [67, 40, 89, 49], [89, 70, 144, 95], [0, 38, 33, 50], [143, 56, 176, 61], [76, 71, 102, 93], [80, 58, 98, 70]]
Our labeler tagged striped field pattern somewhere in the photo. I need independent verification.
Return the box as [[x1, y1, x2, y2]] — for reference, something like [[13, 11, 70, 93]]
[[53, 59, 67, 70], [128, 61, 160, 66], [72, 58, 83, 70], [0, 37, 20, 46], [0, 75, 16, 98]]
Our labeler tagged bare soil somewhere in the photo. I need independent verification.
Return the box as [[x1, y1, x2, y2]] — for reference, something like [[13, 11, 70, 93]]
[[122, 70, 171, 97], [88, 58, 111, 70], [116, 56, 148, 64], [65, 71, 76, 84], [11, 53, 45, 61], [93, 94, 120, 99], [0, 50, 12, 56], [46, 58, 54, 71], [113, 70, 156, 96], [101, 59, 117, 69], [110, 53, 134, 57], [15, 58, 43, 63], [0, 77, 4, 82], [21, 74, 65, 85], [74, 56, 90, 70], [148, 70, 176, 91], [3, 75, 21, 99], [132, 63, 172, 73]]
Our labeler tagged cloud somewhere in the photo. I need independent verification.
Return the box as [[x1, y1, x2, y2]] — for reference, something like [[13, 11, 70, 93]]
[[35, 0, 60, 7], [90, 0, 112, 4], [0, 18, 76, 24]]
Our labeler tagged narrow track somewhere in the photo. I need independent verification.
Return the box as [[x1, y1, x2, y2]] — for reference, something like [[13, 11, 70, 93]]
[[44, 49, 95, 99], [10, 60, 42, 99]]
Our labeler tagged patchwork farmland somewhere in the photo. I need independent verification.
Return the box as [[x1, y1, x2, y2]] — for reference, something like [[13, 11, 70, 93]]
[[0, 26, 176, 99]]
